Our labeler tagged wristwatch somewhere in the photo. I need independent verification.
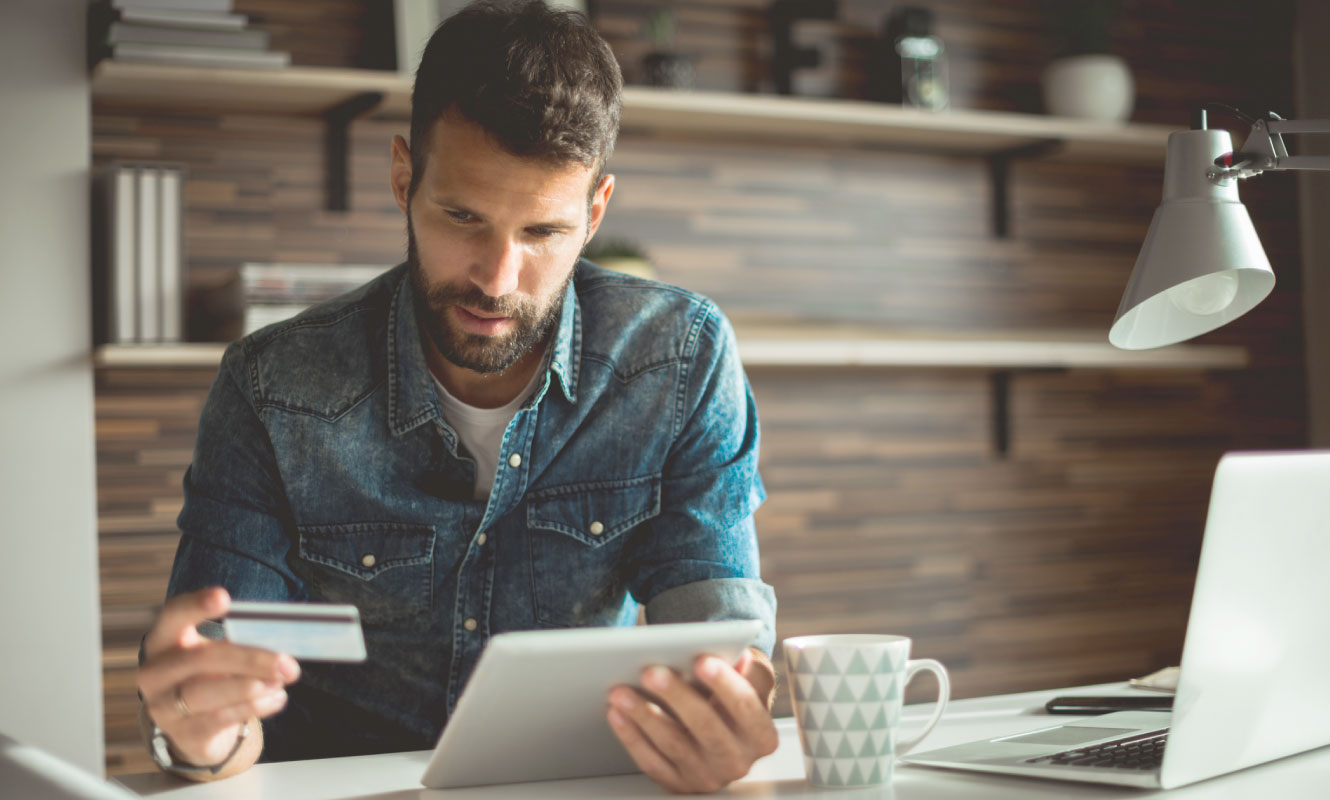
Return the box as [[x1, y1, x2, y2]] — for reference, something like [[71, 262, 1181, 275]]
[[149, 722, 248, 776]]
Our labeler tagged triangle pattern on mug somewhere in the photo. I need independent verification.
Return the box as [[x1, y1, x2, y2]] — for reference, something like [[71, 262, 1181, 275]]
[[816, 653, 841, 676], [857, 734, 878, 758], [871, 729, 893, 756], [846, 650, 872, 675], [789, 642, 908, 788]]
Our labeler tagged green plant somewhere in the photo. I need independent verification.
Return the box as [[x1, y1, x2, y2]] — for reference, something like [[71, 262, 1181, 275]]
[[1042, 0, 1118, 57], [645, 8, 676, 51]]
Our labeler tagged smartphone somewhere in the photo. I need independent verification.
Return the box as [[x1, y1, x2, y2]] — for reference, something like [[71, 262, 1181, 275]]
[[1044, 695, 1174, 715]]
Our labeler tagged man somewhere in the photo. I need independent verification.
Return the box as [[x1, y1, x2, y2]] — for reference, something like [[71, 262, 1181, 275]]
[[135, 1, 776, 793]]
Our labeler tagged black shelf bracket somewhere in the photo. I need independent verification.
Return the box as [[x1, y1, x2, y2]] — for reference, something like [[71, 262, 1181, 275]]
[[990, 370, 1011, 457], [987, 138, 1062, 238], [988, 367, 1065, 459], [324, 91, 385, 212]]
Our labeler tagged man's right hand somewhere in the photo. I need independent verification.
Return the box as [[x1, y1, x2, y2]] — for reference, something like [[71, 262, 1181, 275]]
[[137, 587, 301, 770]]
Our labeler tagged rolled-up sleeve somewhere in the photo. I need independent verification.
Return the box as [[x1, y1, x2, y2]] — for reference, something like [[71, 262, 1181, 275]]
[[646, 576, 777, 655], [168, 342, 302, 603], [628, 303, 777, 655]]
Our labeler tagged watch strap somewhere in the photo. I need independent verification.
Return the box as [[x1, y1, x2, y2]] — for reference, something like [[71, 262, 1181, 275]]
[[150, 721, 248, 776]]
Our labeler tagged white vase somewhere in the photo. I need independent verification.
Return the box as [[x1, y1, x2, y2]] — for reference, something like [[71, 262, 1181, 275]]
[[1041, 54, 1135, 121]]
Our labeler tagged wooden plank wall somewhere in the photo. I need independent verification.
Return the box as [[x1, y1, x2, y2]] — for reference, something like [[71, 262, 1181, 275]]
[[92, 0, 1305, 773], [96, 369, 214, 774]]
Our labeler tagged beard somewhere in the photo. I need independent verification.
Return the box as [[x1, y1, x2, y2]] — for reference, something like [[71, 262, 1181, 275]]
[[406, 217, 573, 375]]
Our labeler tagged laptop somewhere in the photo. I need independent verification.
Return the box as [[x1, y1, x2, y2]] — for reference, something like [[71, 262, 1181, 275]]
[[0, 733, 139, 800], [905, 450, 1330, 789]]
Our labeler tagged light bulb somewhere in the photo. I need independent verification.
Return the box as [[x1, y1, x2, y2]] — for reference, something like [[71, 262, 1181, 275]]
[[1166, 273, 1240, 316]]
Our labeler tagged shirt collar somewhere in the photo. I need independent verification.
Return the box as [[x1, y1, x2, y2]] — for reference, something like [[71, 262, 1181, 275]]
[[547, 265, 582, 404], [387, 262, 582, 437], [388, 266, 442, 437]]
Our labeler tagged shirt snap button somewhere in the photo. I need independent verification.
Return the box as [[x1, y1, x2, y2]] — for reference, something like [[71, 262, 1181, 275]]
[[361, 554, 376, 568], [463, 618, 478, 632], [589, 521, 605, 536], [476, 532, 488, 546], [507, 453, 522, 468]]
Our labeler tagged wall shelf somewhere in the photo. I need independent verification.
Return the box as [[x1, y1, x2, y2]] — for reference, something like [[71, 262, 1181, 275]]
[[90, 61, 1175, 164], [736, 338, 1247, 370], [90, 62, 414, 116], [94, 329, 1246, 460], [618, 89, 1173, 165], [93, 329, 1247, 371], [729, 322, 1247, 457]]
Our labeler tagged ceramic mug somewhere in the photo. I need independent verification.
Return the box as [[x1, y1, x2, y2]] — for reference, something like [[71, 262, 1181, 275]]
[[783, 634, 950, 788]]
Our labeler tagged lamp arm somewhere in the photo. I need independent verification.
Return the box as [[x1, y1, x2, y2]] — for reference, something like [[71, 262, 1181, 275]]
[[1220, 116, 1330, 178]]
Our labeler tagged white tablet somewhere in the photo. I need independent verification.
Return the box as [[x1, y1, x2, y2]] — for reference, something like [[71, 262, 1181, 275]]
[[420, 619, 763, 789]]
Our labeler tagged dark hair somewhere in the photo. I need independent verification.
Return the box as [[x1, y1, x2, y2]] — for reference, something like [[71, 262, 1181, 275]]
[[409, 0, 623, 198]]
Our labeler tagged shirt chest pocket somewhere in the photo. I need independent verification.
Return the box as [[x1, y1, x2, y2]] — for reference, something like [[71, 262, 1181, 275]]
[[296, 522, 435, 627], [525, 476, 660, 628]]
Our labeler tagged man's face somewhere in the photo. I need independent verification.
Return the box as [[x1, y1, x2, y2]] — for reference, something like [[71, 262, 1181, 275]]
[[392, 109, 613, 375]]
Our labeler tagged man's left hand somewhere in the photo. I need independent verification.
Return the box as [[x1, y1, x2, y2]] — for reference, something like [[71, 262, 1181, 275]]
[[607, 647, 779, 794]]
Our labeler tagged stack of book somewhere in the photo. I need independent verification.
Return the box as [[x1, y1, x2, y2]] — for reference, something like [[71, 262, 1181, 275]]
[[90, 0, 291, 70], [93, 164, 185, 344], [241, 263, 392, 335]]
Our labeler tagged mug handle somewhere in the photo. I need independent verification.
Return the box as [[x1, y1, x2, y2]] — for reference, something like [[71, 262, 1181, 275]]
[[895, 658, 950, 756]]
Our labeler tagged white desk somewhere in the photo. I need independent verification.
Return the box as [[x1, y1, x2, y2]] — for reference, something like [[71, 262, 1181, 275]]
[[114, 684, 1330, 799]]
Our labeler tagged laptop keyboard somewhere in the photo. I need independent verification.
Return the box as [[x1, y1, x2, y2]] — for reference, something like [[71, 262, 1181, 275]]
[[1025, 729, 1169, 771]]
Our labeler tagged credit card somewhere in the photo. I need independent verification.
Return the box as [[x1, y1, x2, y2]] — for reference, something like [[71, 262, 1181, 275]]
[[223, 601, 367, 663]]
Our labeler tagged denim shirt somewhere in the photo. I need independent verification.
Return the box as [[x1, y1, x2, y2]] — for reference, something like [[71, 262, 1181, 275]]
[[166, 261, 775, 761]]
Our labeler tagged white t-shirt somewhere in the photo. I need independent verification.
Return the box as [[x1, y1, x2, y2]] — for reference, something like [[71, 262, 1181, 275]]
[[434, 370, 542, 500]]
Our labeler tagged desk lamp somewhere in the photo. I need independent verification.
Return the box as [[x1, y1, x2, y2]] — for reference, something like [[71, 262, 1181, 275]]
[[1109, 106, 1330, 349]]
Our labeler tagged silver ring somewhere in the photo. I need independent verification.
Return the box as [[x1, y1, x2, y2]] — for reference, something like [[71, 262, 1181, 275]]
[[173, 685, 193, 718]]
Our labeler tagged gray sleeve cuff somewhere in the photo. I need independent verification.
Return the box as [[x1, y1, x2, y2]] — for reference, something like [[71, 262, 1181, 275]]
[[645, 577, 777, 656]]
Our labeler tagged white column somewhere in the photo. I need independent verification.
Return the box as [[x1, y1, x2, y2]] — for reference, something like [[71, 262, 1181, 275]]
[[0, 0, 104, 776]]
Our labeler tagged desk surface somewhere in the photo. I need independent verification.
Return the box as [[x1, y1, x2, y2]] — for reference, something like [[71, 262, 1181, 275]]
[[115, 684, 1330, 799]]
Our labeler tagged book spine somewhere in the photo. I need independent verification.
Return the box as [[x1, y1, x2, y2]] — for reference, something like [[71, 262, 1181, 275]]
[[108, 21, 269, 50], [112, 0, 236, 13], [118, 8, 248, 30], [136, 167, 160, 342], [112, 167, 138, 343], [159, 168, 183, 342], [109, 42, 291, 69]]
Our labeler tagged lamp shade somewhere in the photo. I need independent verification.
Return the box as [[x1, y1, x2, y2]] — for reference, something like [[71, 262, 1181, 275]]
[[1109, 129, 1275, 350]]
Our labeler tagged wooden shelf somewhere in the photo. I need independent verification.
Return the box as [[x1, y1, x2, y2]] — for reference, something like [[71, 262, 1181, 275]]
[[90, 326, 1248, 463], [90, 61, 1174, 164], [93, 330, 1247, 371], [619, 89, 1173, 164], [736, 338, 1247, 370], [91, 61, 414, 116], [730, 321, 1249, 369]]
